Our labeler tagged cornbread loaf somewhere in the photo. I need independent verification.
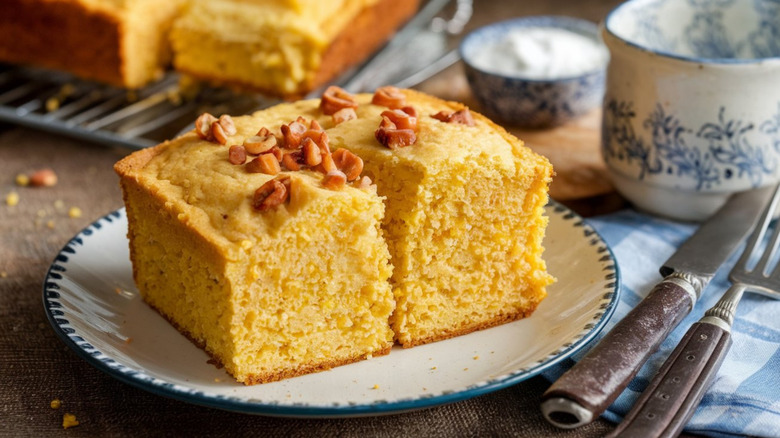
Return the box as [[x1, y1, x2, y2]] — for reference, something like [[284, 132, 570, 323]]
[[322, 88, 555, 347], [115, 108, 395, 384], [0, 0, 183, 88], [169, 0, 420, 97]]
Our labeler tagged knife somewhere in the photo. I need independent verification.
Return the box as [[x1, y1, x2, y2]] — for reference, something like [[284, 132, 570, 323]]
[[540, 185, 775, 429]]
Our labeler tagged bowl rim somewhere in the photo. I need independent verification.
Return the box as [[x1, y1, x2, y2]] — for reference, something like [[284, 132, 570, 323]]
[[458, 15, 608, 83], [603, 0, 780, 66]]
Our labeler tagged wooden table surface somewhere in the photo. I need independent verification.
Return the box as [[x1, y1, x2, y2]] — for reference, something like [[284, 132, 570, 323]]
[[0, 1, 629, 436]]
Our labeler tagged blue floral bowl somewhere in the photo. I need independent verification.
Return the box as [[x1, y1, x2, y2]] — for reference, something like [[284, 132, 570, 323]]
[[460, 16, 608, 129], [602, 0, 780, 221]]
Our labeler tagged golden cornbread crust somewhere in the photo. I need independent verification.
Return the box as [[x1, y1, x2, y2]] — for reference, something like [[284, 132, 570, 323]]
[[0, 0, 182, 88], [172, 0, 419, 98], [0, 0, 125, 87]]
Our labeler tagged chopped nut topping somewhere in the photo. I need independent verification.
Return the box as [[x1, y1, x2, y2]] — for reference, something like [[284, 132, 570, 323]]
[[252, 176, 290, 211], [375, 116, 417, 149], [332, 149, 364, 181], [218, 115, 237, 135], [431, 108, 475, 126], [246, 154, 281, 175], [243, 133, 277, 155], [30, 169, 58, 187], [381, 109, 418, 131], [211, 122, 229, 145], [322, 170, 347, 189], [195, 113, 217, 139], [228, 145, 247, 165], [302, 138, 323, 166], [332, 107, 357, 125], [310, 119, 323, 131], [320, 86, 359, 115], [401, 106, 418, 118], [354, 175, 373, 190], [281, 152, 302, 171], [318, 151, 337, 174], [281, 120, 307, 149], [372, 86, 406, 109]]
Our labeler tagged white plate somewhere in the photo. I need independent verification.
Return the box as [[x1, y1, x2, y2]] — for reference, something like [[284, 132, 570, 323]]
[[43, 202, 620, 417]]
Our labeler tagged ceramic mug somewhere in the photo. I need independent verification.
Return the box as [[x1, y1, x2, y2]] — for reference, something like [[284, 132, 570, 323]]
[[601, 0, 780, 221]]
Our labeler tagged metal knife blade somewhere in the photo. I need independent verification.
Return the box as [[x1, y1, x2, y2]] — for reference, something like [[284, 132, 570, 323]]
[[540, 185, 775, 430]]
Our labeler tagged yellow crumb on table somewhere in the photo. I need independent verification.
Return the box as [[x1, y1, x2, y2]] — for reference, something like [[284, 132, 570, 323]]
[[46, 220, 56, 229], [6, 192, 19, 206], [68, 207, 82, 218], [62, 413, 79, 429], [50, 399, 61, 409], [372, 384, 380, 390], [124, 337, 133, 344], [15, 174, 29, 186], [0, 272, 7, 278], [37, 209, 47, 218], [473, 355, 479, 360], [54, 199, 65, 210]]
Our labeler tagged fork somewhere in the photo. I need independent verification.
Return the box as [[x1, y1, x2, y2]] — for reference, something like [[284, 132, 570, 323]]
[[609, 183, 780, 438]]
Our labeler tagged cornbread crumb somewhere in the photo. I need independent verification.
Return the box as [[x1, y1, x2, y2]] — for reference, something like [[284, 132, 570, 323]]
[[473, 356, 479, 360], [54, 199, 65, 210], [463, 368, 469, 371], [46, 220, 55, 229], [37, 209, 47, 218], [62, 413, 79, 429], [372, 384, 380, 390], [431, 366, 437, 370], [214, 378, 221, 383], [15, 174, 29, 186], [124, 337, 133, 344], [115, 287, 122, 294], [68, 207, 82, 218], [0, 272, 7, 278], [5, 192, 19, 206], [50, 399, 61, 409]]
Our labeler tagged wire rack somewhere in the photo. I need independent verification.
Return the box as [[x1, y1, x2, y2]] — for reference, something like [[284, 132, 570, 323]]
[[0, 0, 471, 150]]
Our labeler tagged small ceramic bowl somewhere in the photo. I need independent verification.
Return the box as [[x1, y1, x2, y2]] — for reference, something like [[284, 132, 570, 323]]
[[460, 16, 608, 129], [602, 0, 780, 221]]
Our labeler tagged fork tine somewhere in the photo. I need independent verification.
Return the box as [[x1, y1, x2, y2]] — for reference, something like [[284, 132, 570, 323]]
[[734, 184, 780, 274], [761, 212, 780, 275]]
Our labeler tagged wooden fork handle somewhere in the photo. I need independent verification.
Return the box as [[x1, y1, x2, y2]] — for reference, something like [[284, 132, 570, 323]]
[[541, 279, 694, 428], [608, 321, 732, 438]]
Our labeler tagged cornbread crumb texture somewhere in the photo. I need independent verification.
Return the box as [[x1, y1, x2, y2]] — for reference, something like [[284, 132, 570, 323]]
[[326, 89, 554, 347], [62, 413, 79, 429], [50, 399, 61, 409], [116, 107, 395, 384], [115, 88, 553, 384]]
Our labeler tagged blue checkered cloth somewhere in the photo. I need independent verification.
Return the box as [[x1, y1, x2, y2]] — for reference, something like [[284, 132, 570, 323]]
[[542, 210, 780, 438]]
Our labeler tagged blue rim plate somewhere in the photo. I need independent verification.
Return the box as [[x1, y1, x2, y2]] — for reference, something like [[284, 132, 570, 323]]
[[42, 202, 620, 417]]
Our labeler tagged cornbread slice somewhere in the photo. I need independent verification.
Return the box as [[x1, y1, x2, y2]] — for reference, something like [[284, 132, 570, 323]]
[[324, 89, 555, 347], [169, 0, 419, 97], [114, 106, 395, 384], [0, 0, 183, 88]]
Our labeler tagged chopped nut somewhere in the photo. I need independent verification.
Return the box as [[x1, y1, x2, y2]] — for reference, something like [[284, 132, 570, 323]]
[[332, 149, 363, 181], [332, 107, 357, 125], [15, 174, 29, 186], [50, 399, 61, 409], [62, 413, 79, 429], [247, 154, 281, 175], [211, 122, 229, 145], [431, 108, 475, 126], [68, 207, 82, 218], [354, 175, 373, 190], [281, 152, 302, 171], [322, 170, 347, 189], [228, 145, 247, 165], [30, 169, 58, 187], [5, 192, 19, 206], [218, 115, 237, 136], [320, 85, 359, 115], [372, 86, 406, 109], [317, 152, 337, 174], [310, 119, 323, 131], [375, 116, 416, 149], [281, 120, 307, 149], [302, 129, 329, 153], [252, 177, 289, 211], [195, 113, 217, 140], [243, 134, 277, 155], [302, 138, 322, 166], [381, 109, 418, 131], [401, 106, 418, 118]]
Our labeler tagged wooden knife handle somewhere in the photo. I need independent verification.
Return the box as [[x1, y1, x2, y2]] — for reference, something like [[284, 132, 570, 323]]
[[607, 322, 732, 438], [541, 279, 695, 428]]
